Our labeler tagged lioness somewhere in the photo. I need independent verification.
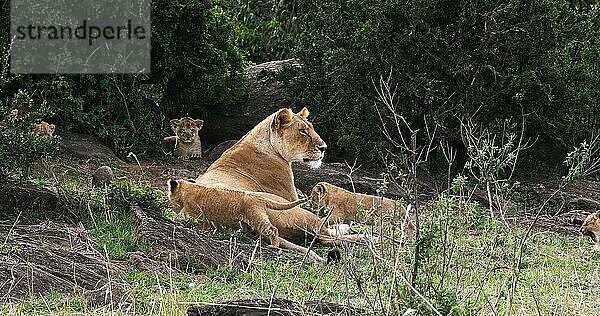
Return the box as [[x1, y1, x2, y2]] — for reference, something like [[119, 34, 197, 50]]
[[580, 211, 600, 251], [196, 107, 326, 201], [311, 182, 414, 235], [164, 117, 204, 159], [167, 179, 309, 247], [193, 108, 365, 261], [31, 121, 55, 139]]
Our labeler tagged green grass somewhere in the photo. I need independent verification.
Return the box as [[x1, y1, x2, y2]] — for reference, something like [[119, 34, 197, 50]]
[[4, 157, 599, 315], [4, 210, 599, 315]]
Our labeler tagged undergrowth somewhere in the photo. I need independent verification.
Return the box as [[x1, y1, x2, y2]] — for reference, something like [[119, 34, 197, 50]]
[[84, 181, 168, 260]]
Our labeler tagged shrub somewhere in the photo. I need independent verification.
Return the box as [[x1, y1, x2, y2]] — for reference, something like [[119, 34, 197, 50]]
[[289, 0, 600, 163], [151, 0, 249, 118], [0, 0, 249, 158], [223, 0, 299, 63], [0, 92, 60, 180]]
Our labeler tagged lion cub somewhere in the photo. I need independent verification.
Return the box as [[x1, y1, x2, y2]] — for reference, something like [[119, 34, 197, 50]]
[[311, 182, 413, 233], [163, 117, 203, 159], [167, 179, 308, 247], [581, 211, 600, 251], [31, 121, 55, 139]]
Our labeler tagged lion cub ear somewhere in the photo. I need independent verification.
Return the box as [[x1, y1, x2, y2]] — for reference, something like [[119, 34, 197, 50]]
[[167, 179, 178, 193], [297, 107, 309, 119], [194, 119, 204, 130], [272, 108, 294, 131], [313, 183, 327, 196], [49, 124, 55, 134], [170, 119, 181, 133]]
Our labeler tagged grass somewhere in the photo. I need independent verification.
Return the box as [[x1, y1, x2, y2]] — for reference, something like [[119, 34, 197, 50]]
[[3, 211, 599, 315], [2, 157, 599, 315]]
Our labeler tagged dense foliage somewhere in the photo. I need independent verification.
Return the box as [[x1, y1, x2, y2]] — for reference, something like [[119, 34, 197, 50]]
[[224, 0, 299, 63], [1, 0, 598, 170], [0, 0, 248, 159], [289, 0, 600, 161], [0, 40, 59, 180], [151, 0, 248, 117], [0, 100, 60, 180]]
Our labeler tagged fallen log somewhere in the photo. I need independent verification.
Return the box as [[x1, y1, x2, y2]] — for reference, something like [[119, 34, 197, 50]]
[[0, 220, 131, 308], [130, 206, 286, 270], [186, 298, 366, 316]]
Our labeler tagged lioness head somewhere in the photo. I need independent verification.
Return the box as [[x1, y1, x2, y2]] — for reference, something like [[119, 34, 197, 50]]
[[581, 211, 600, 251], [310, 182, 328, 209], [171, 117, 203, 143], [270, 107, 326, 168]]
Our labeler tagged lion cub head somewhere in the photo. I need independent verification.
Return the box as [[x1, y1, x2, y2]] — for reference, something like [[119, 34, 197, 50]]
[[310, 182, 330, 209], [164, 117, 204, 159], [31, 121, 55, 139], [171, 117, 203, 143], [166, 179, 187, 216], [581, 211, 600, 251], [270, 107, 327, 168]]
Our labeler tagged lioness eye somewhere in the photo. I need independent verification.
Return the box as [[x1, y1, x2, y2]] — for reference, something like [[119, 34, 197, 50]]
[[299, 129, 308, 136]]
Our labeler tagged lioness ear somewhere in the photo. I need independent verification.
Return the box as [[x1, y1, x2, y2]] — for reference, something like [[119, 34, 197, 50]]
[[170, 119, 180, 133], [297, 107, 309, 119], [272, 108, 294, 131], [49, 124, 55, 133], [168, 179, 178, 192], [194, 119, 204, 130]]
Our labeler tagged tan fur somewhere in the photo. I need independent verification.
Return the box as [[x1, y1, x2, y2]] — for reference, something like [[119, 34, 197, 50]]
[[31, 122, 55, 139], [169, 180, 363, 262], [311, 182, 415, 235], [310, 182, 398, 224], [164, 117, 203, 159], [580, 211, 600, 251], [167, 179, 310, 247], [196, 107, 326, 201], [9, 109, 19, 120], [192, 108, 364, 260]]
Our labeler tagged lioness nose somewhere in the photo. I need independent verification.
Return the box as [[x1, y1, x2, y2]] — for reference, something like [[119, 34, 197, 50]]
[[318, 144, 327, 153]]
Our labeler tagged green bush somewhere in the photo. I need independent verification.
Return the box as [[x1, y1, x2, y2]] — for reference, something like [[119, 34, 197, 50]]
[[0, 0, 249, 158], [289, 0, 600, 162], [151, 0, 249, 118], [0, 92, 60, 180], [223, 0, 299, 63]]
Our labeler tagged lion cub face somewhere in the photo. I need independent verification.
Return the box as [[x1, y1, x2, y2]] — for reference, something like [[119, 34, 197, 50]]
[[171, 117, 203, 143], [31, 122, 55, 139], [271, 107, 327, 168], [581, 211, 600, 251]]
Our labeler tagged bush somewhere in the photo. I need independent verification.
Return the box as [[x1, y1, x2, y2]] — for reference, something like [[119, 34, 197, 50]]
[[0, 0, 249, 158], [0, 20, 61, 180], [289, 0, 600, 163], [151, 0, 249, 118], [0, 92, 60, 180], [223, 0, 299, 63]]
